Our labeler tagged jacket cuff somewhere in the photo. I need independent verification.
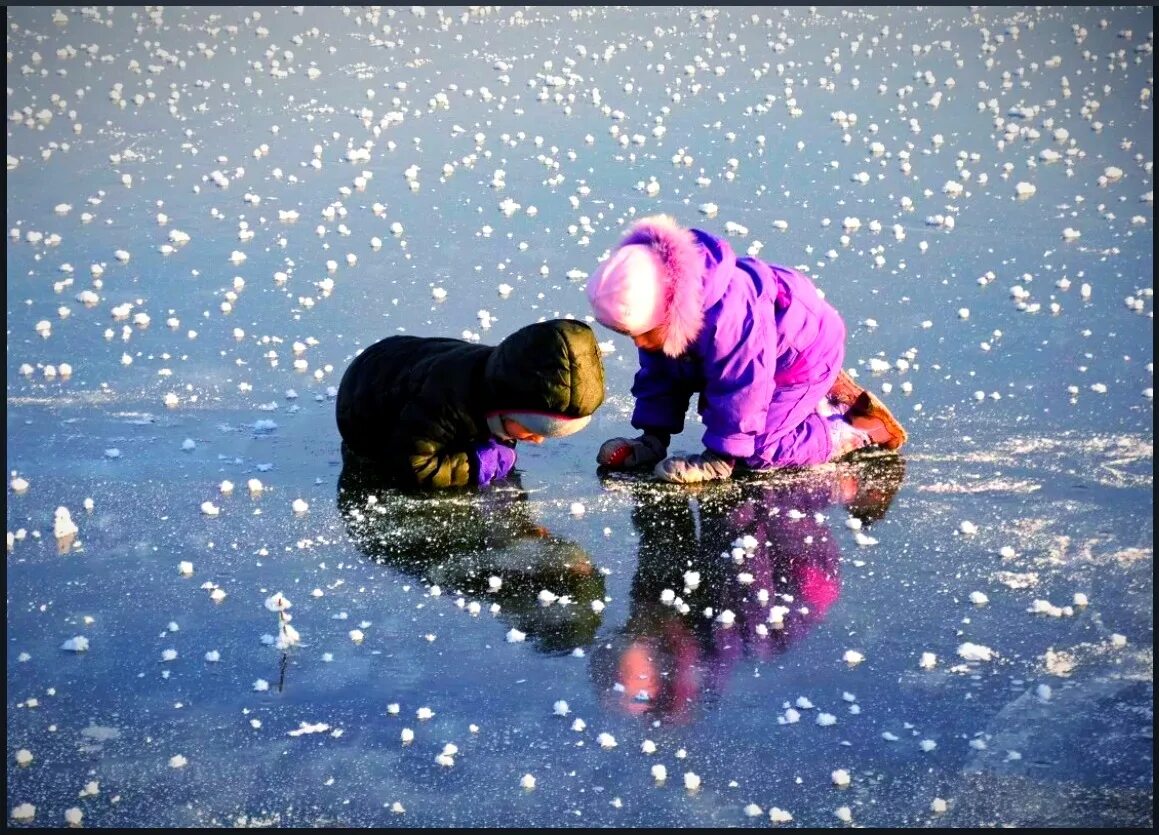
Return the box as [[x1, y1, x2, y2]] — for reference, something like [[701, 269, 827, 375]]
[[703, 429, 755, 460], [631, 404, 685, 435], [640, 427, 671, 441]]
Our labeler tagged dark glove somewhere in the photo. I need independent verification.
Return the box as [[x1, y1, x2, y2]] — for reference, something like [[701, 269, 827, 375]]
[[596, 432, 669, 469], [654, 450, 735, 484], [473, 438, 518, 487]]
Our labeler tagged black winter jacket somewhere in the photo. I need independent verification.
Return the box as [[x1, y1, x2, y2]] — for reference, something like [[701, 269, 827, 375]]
[[335, 319, 605, 489]]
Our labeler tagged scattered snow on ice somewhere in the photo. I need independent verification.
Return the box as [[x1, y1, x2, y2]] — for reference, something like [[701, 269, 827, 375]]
[[957, 642, 995, 662]]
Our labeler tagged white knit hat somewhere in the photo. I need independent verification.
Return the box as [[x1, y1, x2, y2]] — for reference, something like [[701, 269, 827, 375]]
[[584, 244, 667, 336], [488, 412, 592, 440]]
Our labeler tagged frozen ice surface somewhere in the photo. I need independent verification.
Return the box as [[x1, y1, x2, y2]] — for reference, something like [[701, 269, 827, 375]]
[[5, 5, 1151, 829]]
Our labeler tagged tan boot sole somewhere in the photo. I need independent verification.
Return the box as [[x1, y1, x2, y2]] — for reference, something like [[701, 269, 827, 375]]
[[847, 390, 908, 450]]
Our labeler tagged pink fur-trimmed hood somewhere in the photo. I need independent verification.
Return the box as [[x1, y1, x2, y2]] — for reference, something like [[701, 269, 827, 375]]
[[587, 214, 706, 357]]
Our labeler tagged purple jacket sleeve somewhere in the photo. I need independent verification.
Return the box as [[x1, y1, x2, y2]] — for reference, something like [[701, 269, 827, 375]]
[[472, 438, 517, 487], [630, 348, 694, 435]]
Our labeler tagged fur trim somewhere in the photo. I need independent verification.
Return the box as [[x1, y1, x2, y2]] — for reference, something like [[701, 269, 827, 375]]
[[617, 215, 705, 357]]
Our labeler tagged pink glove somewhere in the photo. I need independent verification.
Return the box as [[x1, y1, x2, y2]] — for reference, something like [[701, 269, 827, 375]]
[[596, 433, 668, 469]]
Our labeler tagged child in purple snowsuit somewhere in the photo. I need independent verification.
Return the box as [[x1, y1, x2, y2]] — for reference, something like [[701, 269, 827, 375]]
[[586, 214, 906, 484]]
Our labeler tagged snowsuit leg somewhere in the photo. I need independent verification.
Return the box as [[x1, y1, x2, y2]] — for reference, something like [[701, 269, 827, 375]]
[[749, 306, 845, 469]]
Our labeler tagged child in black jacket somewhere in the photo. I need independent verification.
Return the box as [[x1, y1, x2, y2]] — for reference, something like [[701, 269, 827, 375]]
[[336, 319, 606, 489]]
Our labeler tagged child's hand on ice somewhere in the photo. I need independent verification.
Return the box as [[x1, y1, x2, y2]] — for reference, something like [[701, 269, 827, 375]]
[[597, 433, 667, 469], [653, 450, 734, 484]]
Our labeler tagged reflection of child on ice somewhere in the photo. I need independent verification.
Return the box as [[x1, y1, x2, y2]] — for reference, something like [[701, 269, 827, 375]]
[[590, 478, 846, 720], [591, 457, 905, 720], [336, 466, 607, 654], [586, 214, 907, 484]]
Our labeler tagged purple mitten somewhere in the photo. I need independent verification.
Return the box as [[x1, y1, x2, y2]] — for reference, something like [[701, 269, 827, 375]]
[[473, 438, 518, 487]]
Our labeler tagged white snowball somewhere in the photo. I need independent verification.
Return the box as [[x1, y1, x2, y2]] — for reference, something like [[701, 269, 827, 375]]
[[61, 636, 89, 652], [957, 642, 994, 662]]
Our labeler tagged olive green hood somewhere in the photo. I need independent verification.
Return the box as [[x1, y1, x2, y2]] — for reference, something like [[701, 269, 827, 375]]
[[483, 319, 605, 420]]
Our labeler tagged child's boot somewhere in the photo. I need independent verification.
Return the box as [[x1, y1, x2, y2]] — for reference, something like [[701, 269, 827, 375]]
[[827, 369, 865, 410], [827, 370, 907, 450], [845, 392, 907, 450]]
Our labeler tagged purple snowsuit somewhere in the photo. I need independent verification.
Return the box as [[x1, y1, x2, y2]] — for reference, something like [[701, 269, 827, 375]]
[[629, 228, 846, 469]]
